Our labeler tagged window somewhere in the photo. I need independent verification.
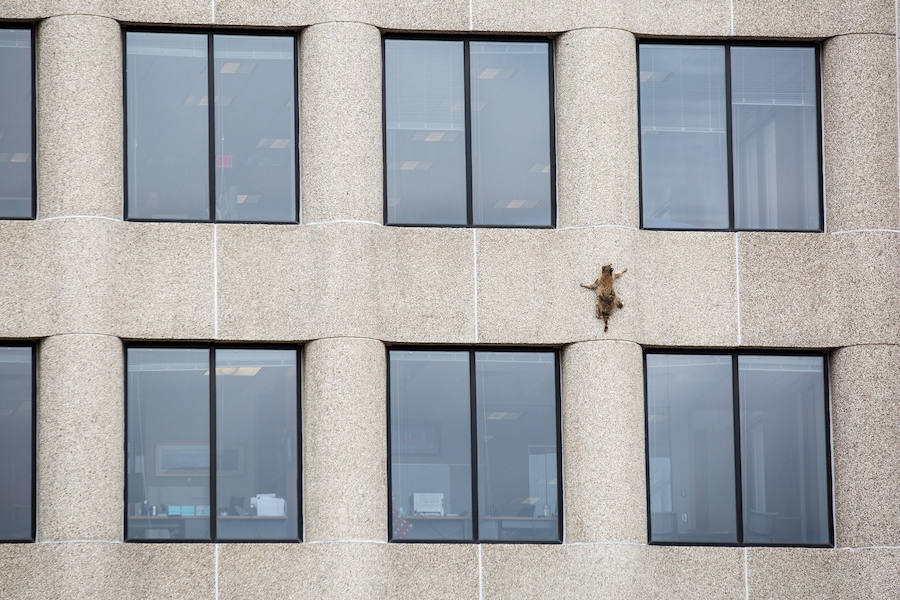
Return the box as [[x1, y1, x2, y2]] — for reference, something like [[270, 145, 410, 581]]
[[125, 31, 298, 223], [126, 345, 300, 541], [0, 26, 34, 219], [384, 37, 555, 227], [388, 348, 561, 542], [644, 351, 832, 547], [638, 43, 822, 231], [0, 344, 34, 541]]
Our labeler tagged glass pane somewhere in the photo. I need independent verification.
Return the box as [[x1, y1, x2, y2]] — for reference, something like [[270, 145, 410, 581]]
[[646, 354, 737, 543], [640, 45, 728, 229], [471, 42, 551, 226], [127, 32, 209, 220], [214, 35, 296, 222], [0, 347, 32, 540], [0, 29, 32, 218], [739, 355, 829, 545], [216, 349, 298, 540], [475, 352, 558, 541], [127, 348, 210, 540], [385, 40, 467, 225], [732, 47, 819, 230], [389, 350, 472, 540]]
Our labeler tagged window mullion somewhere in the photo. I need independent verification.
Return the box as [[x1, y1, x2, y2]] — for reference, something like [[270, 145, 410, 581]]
[[208, 34, 216, 223], [731, 353, 744, 544], [209, 346, 217, 541], [724, 44, 736, 231], [469, 350, 479, 541], [463, 40, 474, 226]]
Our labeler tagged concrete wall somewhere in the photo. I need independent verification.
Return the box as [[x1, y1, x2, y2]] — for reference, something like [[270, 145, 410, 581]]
[[0, 1, 897, 598]]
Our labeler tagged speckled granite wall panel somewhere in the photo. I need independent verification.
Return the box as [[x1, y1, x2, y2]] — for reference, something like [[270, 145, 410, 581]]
[[823, 34, 899, 231], [0, 1, 212, 23], [475, 228, 737, 346], [300, 23, 382, 224], [37, 16, 122, 219], [0, 543, 214, 600], [218, 543, 479, 600], [733, 0, 895, 36], [481, 544, 745, 599], [746, 547, 900, 599], [562, 340, 646, 543], [303, 338, 387, 541], [556, 28, 639, 228], [831, 345, 900, 547], [738, 231, 900, 347], [214, 0, 469, 29], [216, 223, 474, 342], [37, 335, 123, 542]]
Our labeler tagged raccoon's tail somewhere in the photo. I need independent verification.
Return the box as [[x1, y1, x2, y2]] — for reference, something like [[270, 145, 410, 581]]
[[603, 317, 609, 332]]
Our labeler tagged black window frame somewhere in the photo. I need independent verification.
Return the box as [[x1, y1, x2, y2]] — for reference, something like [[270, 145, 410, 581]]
[[381, 34, 558, 229], [642, 348, 834, 548], [386, 345, 564, 544], [636, 39, 825, 233], [123, 342, 302, 543], [0, 341, 36, 543], [122, 27, 301, 224], [0, 24, 36, 221]]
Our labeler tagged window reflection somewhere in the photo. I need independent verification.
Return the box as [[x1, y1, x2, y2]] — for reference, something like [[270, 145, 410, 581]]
[[0, 346, 32, 540], [0, 28, 33, 218]]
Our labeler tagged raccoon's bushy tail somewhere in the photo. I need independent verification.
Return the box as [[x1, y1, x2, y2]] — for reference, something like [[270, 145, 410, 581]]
[[603, 317, 609, 332]]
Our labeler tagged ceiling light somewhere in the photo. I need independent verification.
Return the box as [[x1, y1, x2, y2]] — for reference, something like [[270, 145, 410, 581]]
[[400, 161, 420, 170], [505, 199, 526, 209], [521, 497, 540, 505], [269, 138, 290, 149], [479, 67, 501, 79], [220, 62, 240, 74], [424, 132, 445, 142], [236, 194, 248, 204], [10, 153, 28, 163]]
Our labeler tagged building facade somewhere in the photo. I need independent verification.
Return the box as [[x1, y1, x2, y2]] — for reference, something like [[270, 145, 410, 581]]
[[0, 0, 898, 598]]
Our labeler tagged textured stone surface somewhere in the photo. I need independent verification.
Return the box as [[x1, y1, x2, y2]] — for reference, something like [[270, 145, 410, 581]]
[[0, 220, 214, 339], [556, 28, 639, 228], [481, 544, 745, 599], [738, 231, 900, 347], [476, 228, 737, 346], [37, 16, 122, 219], [562, 341, 645, 543], [300, 23, 383, 224], [823, 34, 899, 231], [734, 0, 895, 36], [216, 223, 475, 342], [37, 335, 123, 542], [830, 345, 900, 547], [0, 542, 214, 599], [215, 0, 469, 29], [0, 0, 213, 23], [746, 547, 900, 599], [219, 543, 478, 599], [471, 0, 729, 35], [304, 338, 387, 541]]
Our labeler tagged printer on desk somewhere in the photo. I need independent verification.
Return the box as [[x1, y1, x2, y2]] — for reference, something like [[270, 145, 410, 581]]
[[252, 493, 287, 517]]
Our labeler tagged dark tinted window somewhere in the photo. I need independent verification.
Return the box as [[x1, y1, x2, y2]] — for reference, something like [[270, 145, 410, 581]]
[[0, 28, 33, 219], [645, 352, 832, 547], [389, 349, 561, 543], [0, 346, 32, 541], [384, 38, 554, 227], [126, 346, 300, 541], [126, 32, 297, 222], [639, 43, 821, 231]]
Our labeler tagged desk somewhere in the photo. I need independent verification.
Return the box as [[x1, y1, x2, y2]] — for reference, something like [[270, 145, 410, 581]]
[[398, 515, 557, 541], [128, 515, 290, 539]]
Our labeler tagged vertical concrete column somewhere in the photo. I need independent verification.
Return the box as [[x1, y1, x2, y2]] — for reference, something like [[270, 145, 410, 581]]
[[823, 34, 899, 231], [37, 334, 123, 541], [301, 23, 383, 224], [303, 337, 387, 541], [555, 28, 639, 228], [37, 16, 123, 219], [562, 340, 645, 542], [830, 344, 899, 547]]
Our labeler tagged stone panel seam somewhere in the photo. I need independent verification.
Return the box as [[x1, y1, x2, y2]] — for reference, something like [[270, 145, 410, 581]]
[[896, 0, 900, 223], [304, 219, 382, 227], [743, 547, 749, 600], [832, 228, 900, 234], [555, 26, 641, 36], [214, 543, 219, 600], [833, 343, 900, 349], [565, 541, 645, 546], [734, 234, 742, 345], [477, 544, 484, 600], [211, 0, 215, 23], [40, 333, 120, 339], [306, 335, 384, 344], [306, 539, 386, 544], [473, 229, 479, 343], [40, 215, 120, 222], [730, 0, 734, 36], [844, 545, 900, 550], [829, 32, 896, 40], [38, 539, 121, 544], [469, 0, 473, 31], [560, 224, 638, 231]]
